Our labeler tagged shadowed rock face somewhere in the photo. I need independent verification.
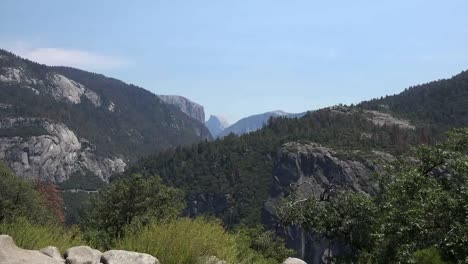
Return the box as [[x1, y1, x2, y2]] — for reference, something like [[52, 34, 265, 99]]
[[0, 118, 125, 183], [263, 142, 388, 264], [159, 95, 205, 123]]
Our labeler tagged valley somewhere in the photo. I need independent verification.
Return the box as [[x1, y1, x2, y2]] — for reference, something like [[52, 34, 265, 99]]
[[1, 52, 468, 264]]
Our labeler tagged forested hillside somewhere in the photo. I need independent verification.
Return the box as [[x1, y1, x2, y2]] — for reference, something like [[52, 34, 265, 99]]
[[359, 70, 468, 130], [0, 49, 210, 159], [126, 70, 468, 227]]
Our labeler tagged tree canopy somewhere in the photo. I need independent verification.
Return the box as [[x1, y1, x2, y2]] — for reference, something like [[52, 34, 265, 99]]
[[277, 128, 468, 263]]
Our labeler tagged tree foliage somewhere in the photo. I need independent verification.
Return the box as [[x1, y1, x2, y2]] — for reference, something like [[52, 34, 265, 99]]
[[0, 162, 54, 224], [79, 174, 185, 248], [277, 128, 468, 263]]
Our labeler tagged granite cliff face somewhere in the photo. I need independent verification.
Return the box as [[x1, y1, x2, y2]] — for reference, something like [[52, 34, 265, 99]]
[[205, 115, 230, 137], [263, 142, 390, 263], [0, 118, 125, 183], [158, 95, 205, 123], [0, 49, 210, 183]]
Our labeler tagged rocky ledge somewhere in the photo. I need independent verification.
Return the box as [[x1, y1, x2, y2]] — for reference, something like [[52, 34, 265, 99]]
[[0, 235, 158, 264]]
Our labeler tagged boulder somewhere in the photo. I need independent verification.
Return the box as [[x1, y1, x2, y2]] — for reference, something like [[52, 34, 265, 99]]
[[283, 257, 308, 264], [64, 246, 102, 264], [101, 250, 159, 264], [201, 255, 227, 264], [0, 234, 63, 264], [40, 246, 65, 262]]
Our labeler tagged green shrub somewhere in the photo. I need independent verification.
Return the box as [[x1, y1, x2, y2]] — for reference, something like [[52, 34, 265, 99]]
[[0, 218, 84, 253], [234, 225, 294, 262], [413, 248, 448, 264], [115, 217, 276, 264], [80, 174, 185, 248], [0, 162, 53, 224]]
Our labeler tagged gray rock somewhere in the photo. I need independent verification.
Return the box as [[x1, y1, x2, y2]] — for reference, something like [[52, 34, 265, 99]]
[[205, 115, 230, 137], [159, 95, 205, 123], [101, 250, 159, 264], [263, 142, 390, 263], [40, 246, 65, 262], [0, 235, 63, 264], [0, 118, 126, 182], [65, 246, 102, 264], [283, 257, 307, 264], [201, 255, 226, 264]]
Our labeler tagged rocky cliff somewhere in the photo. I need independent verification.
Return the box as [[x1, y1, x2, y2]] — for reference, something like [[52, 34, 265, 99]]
[[0, 118, 125, 183], [158, 95, 205, 123], [205, 115, 230, 137], [262, 142, 391, 263], [0, 49, 210, 183]]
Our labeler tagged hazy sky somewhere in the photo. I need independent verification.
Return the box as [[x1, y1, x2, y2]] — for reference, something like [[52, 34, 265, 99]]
[[1, 0, 467, 123]]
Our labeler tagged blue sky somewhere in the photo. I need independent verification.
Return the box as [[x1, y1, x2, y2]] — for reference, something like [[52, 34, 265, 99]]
[[1, 0, 467, 123]]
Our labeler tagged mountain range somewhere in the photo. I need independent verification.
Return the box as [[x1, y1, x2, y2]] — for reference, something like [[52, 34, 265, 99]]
[[0, 49, 210, 183], [216, 110, 306, 137], [1, 48, 468, 263]]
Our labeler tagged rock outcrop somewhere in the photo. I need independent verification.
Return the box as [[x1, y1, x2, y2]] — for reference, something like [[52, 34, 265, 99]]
[[101, 250, 159, 264], [0, 235, 63, 264], [159, 95, 205, 123], [0, 118, 125, 182], [0, 235, 161, 264], [40, 246, 65, 262], [283, 257, 308, 264], [65, 246, 102, 264], [205, 115, 230, 137], [263, 142, 389, 264]]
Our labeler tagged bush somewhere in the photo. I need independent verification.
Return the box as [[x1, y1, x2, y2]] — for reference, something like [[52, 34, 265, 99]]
[[115, 217, 276, 264], [413, 248, 448, 264], [0, 162, 53, 224], [80, 174, 185, 248], [234, 225, 294, 262], [0, 218, 84, 253]]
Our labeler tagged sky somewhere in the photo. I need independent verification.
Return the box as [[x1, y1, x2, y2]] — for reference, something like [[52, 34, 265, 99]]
[[1, 0, 467, 123]]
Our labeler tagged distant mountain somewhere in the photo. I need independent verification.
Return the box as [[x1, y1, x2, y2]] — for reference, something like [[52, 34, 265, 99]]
[[218, 110, 306, 137], [158, 95, 205, 123], [0, 49, 210, 183], [205, 115, 230, 137]]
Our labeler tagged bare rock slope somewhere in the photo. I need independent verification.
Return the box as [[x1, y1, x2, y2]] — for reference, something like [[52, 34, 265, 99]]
[[159, 95, 205, 123]]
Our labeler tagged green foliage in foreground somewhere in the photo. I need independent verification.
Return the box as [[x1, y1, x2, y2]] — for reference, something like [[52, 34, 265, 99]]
[[413, 248, 448, 264], [0, 167, 292, 263], [80, 174, 185, 248], [234, 225, 294, 263], [0, 218, 83, 253], [278, 128, 468, 263], [115, 217, 282, 264], [0, 162, 53, 224], [62, 192, 94, 225]]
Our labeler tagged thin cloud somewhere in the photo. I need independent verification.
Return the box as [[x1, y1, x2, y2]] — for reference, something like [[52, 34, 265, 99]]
[[9, 44, 127, 70]]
